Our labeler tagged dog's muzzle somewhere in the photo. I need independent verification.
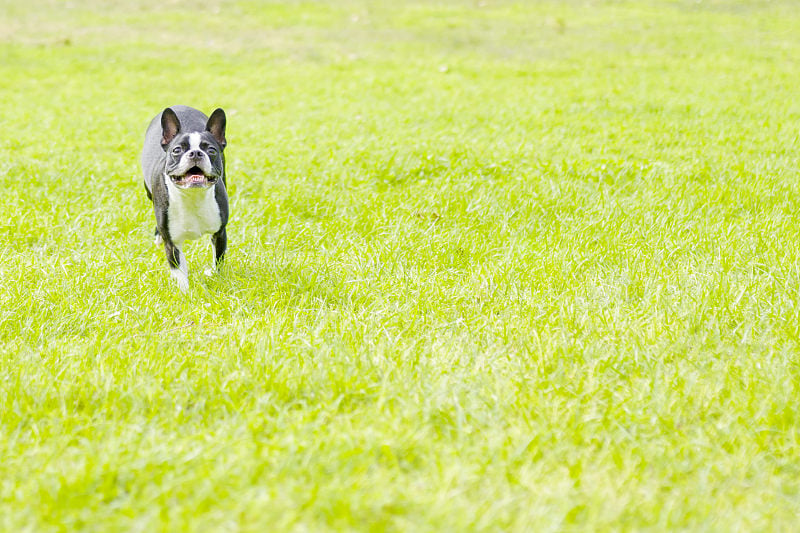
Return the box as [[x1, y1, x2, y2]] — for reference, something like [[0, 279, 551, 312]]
[[170, 166, 217, 188]]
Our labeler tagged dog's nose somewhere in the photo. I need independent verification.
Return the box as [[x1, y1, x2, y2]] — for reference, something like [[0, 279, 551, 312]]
[[187, 150, 201, 159]]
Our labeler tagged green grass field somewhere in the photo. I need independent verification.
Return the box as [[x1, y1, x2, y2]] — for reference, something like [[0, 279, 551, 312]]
[[2, 0, 800, 530]]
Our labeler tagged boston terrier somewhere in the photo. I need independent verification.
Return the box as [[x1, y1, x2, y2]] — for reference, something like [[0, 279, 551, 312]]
[[141, 105, 229, 291]]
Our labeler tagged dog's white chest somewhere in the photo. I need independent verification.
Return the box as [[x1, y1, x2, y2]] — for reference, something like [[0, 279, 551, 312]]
[[166, 184, 221, 244]]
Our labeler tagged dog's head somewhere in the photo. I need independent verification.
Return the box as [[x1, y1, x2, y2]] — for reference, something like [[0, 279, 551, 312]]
[[160, 107, 226, 189]]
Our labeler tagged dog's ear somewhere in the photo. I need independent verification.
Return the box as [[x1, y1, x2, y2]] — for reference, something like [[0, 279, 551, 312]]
[[206, 108, 227, 149], [160, 108, 181, 150]]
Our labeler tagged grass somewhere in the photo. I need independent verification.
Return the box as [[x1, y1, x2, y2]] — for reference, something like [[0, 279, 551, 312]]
[[2, 0, 800, 530]]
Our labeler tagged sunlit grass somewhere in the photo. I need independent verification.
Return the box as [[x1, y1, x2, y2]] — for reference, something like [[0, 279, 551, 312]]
[[2, 0, 800, 530]]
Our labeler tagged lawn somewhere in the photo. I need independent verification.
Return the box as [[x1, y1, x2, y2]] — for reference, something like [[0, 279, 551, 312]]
[[2, 0, 800, 530]]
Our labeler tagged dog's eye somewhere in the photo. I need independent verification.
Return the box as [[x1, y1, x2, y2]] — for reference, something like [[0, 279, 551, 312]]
[[207, 147, 217, 156], [171, 146, 183, 155]]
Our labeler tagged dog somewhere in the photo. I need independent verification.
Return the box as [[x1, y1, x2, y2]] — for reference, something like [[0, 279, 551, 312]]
[[141, 105, 229, 291]]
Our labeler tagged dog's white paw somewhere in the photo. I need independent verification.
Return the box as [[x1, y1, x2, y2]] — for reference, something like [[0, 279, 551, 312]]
[[170, 268, 189, 292], [154, 234, 163, 246]]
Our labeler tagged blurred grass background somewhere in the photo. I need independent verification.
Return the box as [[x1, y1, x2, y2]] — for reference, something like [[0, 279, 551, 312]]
[[2, 0, 800, 530]]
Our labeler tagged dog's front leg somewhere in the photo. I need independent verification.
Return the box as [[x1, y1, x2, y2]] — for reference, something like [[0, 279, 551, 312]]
[[164, 240, 189, 292]]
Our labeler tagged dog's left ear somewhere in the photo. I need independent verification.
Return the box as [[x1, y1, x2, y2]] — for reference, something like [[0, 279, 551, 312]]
[[160, 107, 181, 150], [206, 108, 227, 149]]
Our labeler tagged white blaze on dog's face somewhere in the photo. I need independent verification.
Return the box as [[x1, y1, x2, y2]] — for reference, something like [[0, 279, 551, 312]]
[[159, 108, 226, 190]]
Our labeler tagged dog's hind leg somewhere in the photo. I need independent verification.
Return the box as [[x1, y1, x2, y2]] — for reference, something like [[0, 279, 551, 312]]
[[205, 227, 227, 276]]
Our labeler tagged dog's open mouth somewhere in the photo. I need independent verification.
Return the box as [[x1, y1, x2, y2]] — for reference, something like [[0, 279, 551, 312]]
[[171, 166, 217, 188]]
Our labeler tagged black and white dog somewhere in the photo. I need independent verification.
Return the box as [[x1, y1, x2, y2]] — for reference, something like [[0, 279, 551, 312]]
[[141, 105, 229, 291]]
